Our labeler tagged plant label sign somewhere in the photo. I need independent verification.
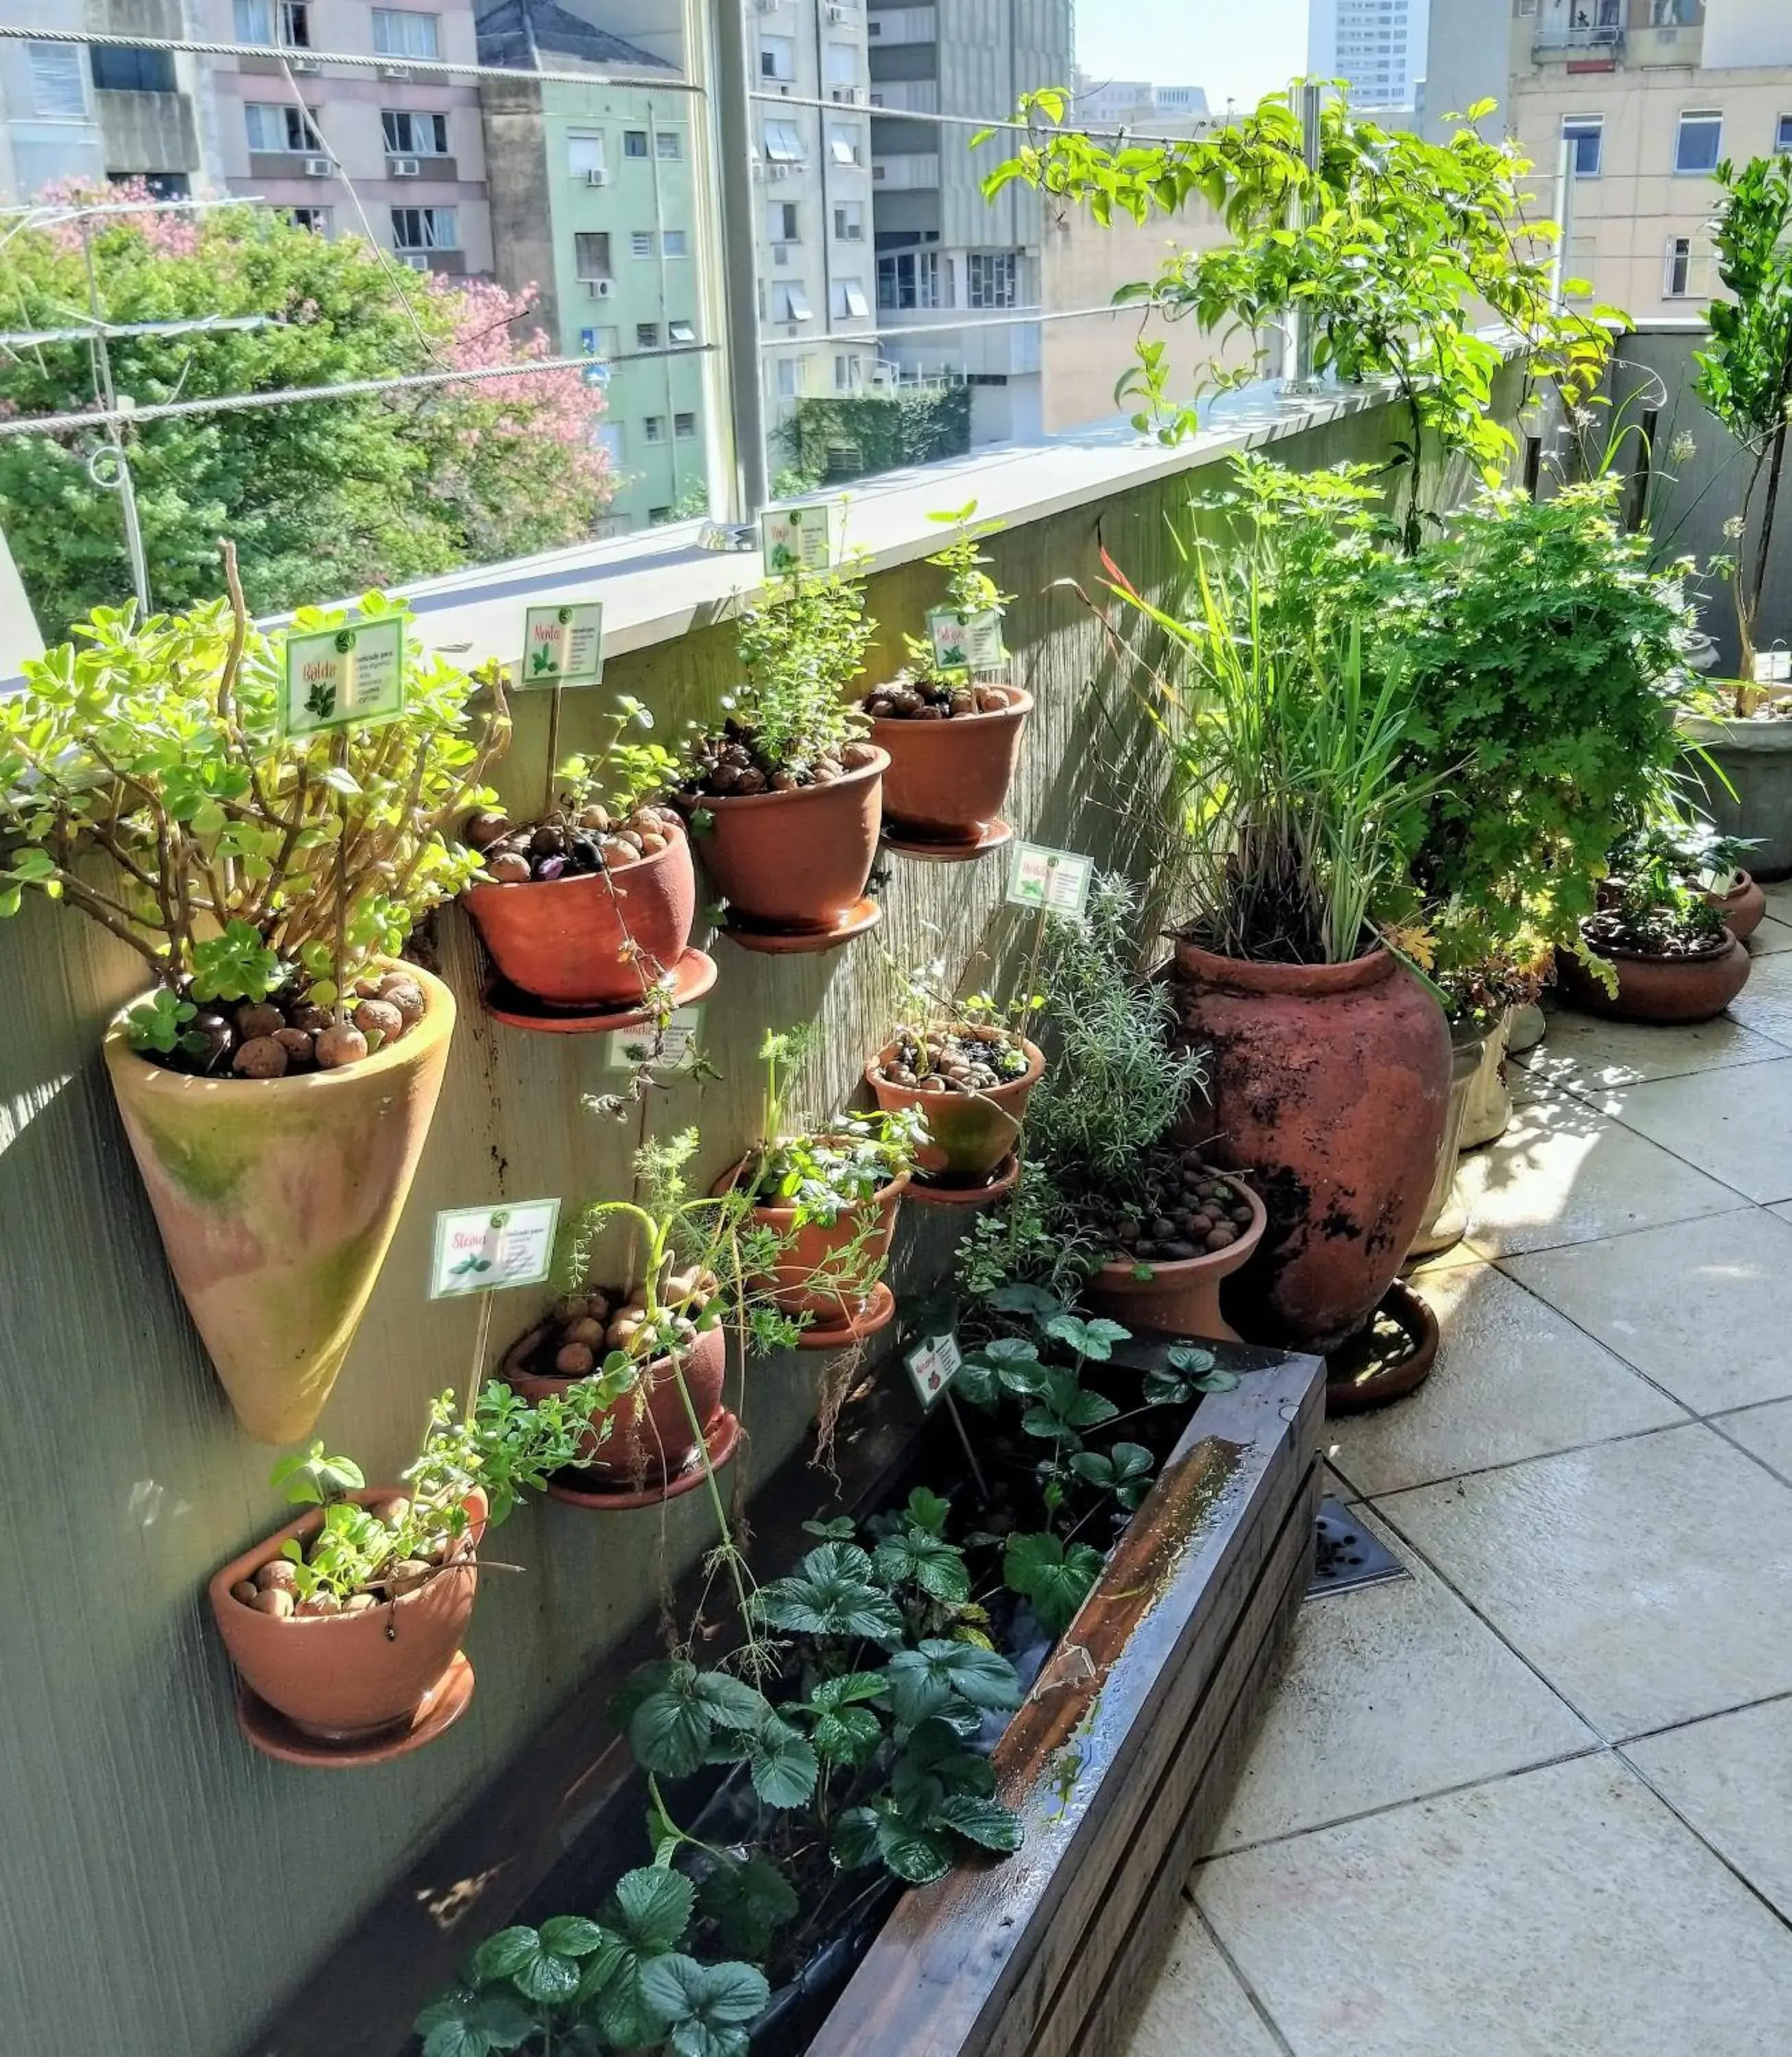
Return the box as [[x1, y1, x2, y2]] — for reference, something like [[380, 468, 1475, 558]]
[[762, 504, 831, 576], [1006, 841, 1093, 919], [522, 601, 605, 688], [926, 605, 1004, 675], [904, 1332, 962, 1409], [282, 618, 407, 736], [1752, 649, 1792, 684], [430, 1199, 561, 1299], [605, 1002, 705, 1072]]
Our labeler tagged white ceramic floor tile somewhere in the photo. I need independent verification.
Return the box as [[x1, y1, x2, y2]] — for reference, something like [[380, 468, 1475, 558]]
[[1328, 1264, 1684, 1497], [1211, 1505, 1593, 1852], [1515, 1009, 1789, 1092], [1594, 1056, 1792, 1205], [1503, 1209, 1792, 1413], [1380, 1424, 1792, 1740], [1627, 1696, 1792, 1918], [1712, 1396, 1792, 1484], [1198, 1754, 1792, 2057], [1722, 948, 1792, 1046], [1451, 1087, 1746, 1258], [1747, 915, 1792, 957], [1120, 1900, 1284, 2057]]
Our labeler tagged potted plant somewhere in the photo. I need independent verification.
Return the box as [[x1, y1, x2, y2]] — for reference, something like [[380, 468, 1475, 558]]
[[461, 695, 705, 1015], [679, 564, 887, 943], [861, 504, 1031, 852], [1684, 153, 1792, 877], [210, 1378, 616, 1755], [0, 570, 509, 1441]]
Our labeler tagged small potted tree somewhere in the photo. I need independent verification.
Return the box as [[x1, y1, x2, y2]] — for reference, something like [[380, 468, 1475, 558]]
[[0, 569, 509, 1441], [679, 565, 886, 946], [861, 505, 1031, 854]]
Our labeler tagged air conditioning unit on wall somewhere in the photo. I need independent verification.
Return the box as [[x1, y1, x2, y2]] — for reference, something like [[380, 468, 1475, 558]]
[[303, 156, 332, 177], [585, 166, 611, 187], [391, 156, 421, 176], [398, 252, 430, 270], [589, 277, 616, 298]]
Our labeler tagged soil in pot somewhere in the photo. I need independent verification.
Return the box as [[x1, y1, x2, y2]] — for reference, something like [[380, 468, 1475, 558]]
[[461, 803, 696, 1009], [1173, 940, 1451, 1354], [1073, 1142, 1266, 1343], [862, 678, 1031, 848], [866, 1025, 1042, 1186], [1556, 915, 1752, 1025], [502, 1294, 726, 1484], [678, 743, 888, 935], [104, 960, 455, 1443], [210, 1484, 485, 1743]]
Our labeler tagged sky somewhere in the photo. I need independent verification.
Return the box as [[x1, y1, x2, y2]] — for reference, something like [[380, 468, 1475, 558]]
[[1075, 0, 1310, 116]]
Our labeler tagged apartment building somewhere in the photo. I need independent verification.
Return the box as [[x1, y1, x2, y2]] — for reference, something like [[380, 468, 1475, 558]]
[[1309, 0, 1429, 110], [478, 0, 705, 529], [1069, 73, 1209, 128], [206, 0, 492, 272], [866, 0, 1071, 443], [1, 0, 216, 203]]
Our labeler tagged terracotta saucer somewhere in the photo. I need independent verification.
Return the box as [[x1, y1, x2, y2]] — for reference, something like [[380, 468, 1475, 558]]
[[907, 1151, 1021, 1207], [882, 819, 1014, 863], [1324, 1279, 1440, 1415], [793, 1280, 897, 1351], [234, 1650, 475, 1768], [545, 1409, 741, 1509], [721, 898, 882, 955], [483, 948, 717, 1035]]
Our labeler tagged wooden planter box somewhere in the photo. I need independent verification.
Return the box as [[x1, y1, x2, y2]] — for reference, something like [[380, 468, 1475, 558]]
[[242, 1340, 1322, 2057]]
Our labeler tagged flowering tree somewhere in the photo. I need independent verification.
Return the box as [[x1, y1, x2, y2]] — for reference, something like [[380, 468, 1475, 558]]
[[0, 182, 611, 636]]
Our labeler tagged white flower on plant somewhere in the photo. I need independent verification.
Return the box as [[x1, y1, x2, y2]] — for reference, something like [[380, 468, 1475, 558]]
[[1670, 432, 1697, 464]]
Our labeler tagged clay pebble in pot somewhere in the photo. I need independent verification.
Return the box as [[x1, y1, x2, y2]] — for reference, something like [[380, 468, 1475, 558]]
[[866, 1026, 1043, 1186], [1082, 1151, 1268, 1343], [864, 681, 1032, 849], [1555, 927, 1752, 1025]]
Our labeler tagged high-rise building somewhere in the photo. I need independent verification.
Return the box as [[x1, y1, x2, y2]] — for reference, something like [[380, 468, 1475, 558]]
[[867, 0, 1072, 442], [1309, 0, 1428, 111], [1069, 73, 1209, 127]]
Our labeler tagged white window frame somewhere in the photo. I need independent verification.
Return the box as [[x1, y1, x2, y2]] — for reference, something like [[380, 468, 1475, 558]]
[[287, 204, 332, 233], [965, 252, 1017, 310], [372, 8, 440, 59], [574, 231, 612, 280], [674, 410, 697, 439], [1674, 109, 1723, 177], [762, 120, 805, 163], [637, 322, 661, 349], [767, 200, 799, 242], [643, 414, 666, 444], [383, 108, 447, 156], [831, 277, 869, 320], [1562, 113, 1603, 179], [662, 229, 688, 258], [775, 358, 799, 398], [668, 318, 697, 345], [568, 132, 605, 177], [655, 130, 681, 159], [824, 40, 858, 85], [775, 282, 812, 322], [1663, 234, 1695, 299], [27, 43, 88, 121], [1777, 115, 1792, 156], [391, 204, 457, 251], [834, 200, 864, 241], [760, 34, 796, 82], [828, 123, 862, 165]]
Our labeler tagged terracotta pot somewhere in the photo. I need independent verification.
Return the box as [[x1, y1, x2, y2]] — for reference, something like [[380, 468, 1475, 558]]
[[463, 826, 696, 1007], [1085, 1181, 1267, 1343], [864, 1037, 1043, 1185], [870, 691, 1032, 847], [1555, 933, 1752, 1024], [719, 1156, 908, 1322], [1459, 1005, 1514, 1150], [683, 752, 887, 932], [1172, 941, 1451, 1354], [210, 1486, 485, 1742], [503, 1322, 725, 1482], [1407, 1030, 1486, 1262], [104, 964, 454, 1444], [1710, 869, 1767, 943]]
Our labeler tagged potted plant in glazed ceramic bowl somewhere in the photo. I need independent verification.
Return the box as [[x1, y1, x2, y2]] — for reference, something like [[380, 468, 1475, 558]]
[[461, 695, 711, 1018], [1558, 826, 1753, 1024], [0, 567, 509, 1442], [678, 564, 886, 946], [861, 503, 1031, 854]]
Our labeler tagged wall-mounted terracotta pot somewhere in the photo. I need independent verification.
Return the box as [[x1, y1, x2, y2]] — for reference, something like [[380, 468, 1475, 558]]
[[681, 751, 887, 933], [502, 1323, 725, 1482], [210, 1486, 485, 1742], [718, 1156, 909, 1321], [1172, 941, 1451, 1354], [463, 826, 696, 1007], [1710, 870, 1767, 942], [1555, 933, 1751, 1024], [864, 1037, 1043, 1186], [104, 963, 454, 1444], [1086, 1181, 1266, 1343], [871, 691, 1032, 847]]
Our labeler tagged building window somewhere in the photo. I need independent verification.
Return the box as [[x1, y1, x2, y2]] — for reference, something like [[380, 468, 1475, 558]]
[[574, 231, 612, 278], [668, 318, 697, 344], [624, 130, 649, 157], [763, 120, 805, 163], [1778, 115, 1792, 155], [27, 43, 87, 119], [830, 277, 869, 320], [391, 205, 457, 250], [876, 249, 939, 310], [1664, 235, 1695, 298], [776, 358, 799, 397], [247, 102, 322, 152], [130, 171, 191, 200], [596, 422, 624, 462], [760, 34, 796, 80], [656, 131, 681, 158], [662, 229, 688, 258], [824, 40, 858, 85], [89, 45, 176, 91], [674, 411, 697, 437], [1562, 114, 1603, 178], [835, 353, 865, 391], [382, 109, 448, 154], [582, 324, 620, 359], [1675, 110, 1723, 176], [568, 133, 604, 177], [828, 123, 862, 165], [768, 200, 799, 241], [287, 205, 331, 232], [834, 201, 864, 241], [631, 230, 656, 257], [372, 9, 439, 58], [773, 282, 812, 322], [966, 252, 1017, 309], [636, 322, 661, 348], [643, 415, 666, 443]]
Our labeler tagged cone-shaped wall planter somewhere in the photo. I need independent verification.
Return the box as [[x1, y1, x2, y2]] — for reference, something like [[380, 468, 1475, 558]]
[[104, 964, 455, 1443]]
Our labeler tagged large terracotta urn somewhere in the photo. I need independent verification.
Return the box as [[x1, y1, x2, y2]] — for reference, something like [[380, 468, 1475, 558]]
[[1172, 941, 1451, 1353]]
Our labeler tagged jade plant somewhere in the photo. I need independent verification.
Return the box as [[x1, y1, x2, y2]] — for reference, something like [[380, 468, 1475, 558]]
[[0, 562, 509, 1076]]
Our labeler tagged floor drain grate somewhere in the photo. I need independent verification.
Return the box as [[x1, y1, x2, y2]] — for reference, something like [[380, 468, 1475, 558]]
[[1306, 1498, 1409, 1599]]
